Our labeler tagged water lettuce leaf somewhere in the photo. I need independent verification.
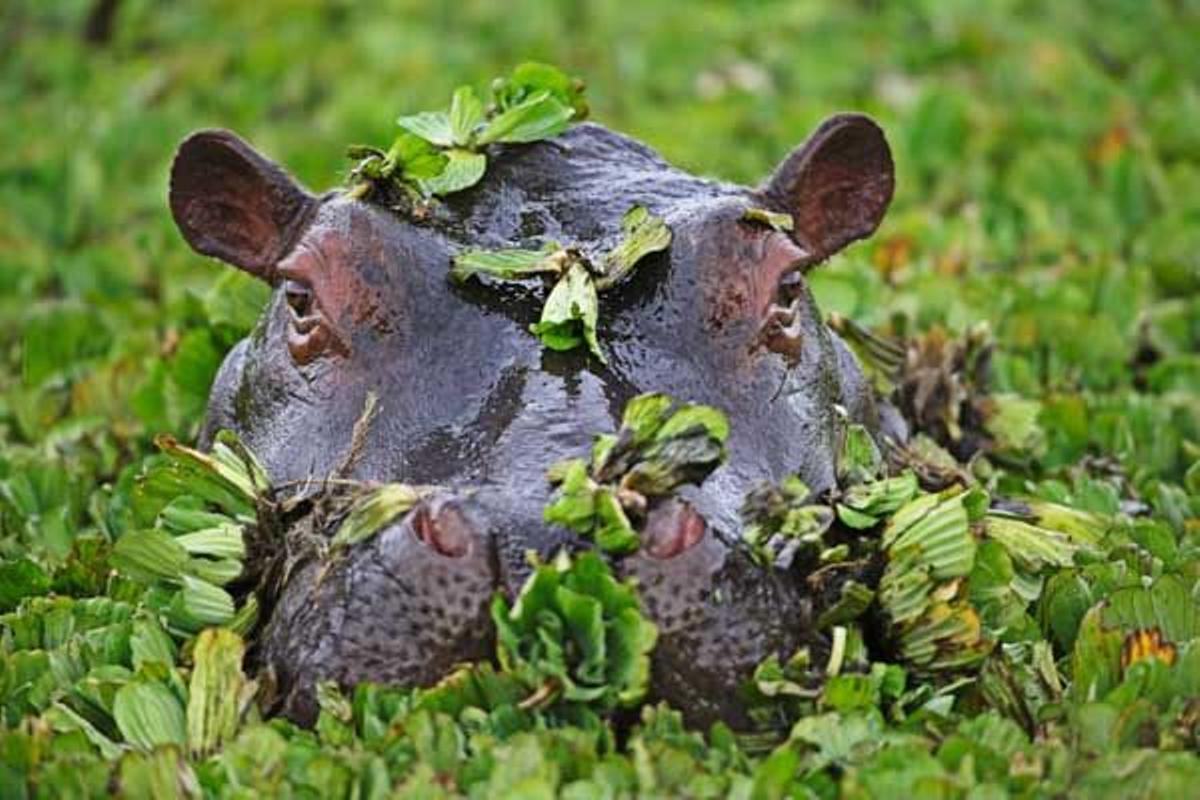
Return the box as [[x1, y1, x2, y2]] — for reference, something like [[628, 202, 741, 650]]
[[596, 205, 673, 290], [386, 130, 449, 181], [186, 628, 249, 757], [419, 148, 487, 196], [456, 207, 669, 358], [493, 61, 589, 119], [837, 471, 920, 529], [395, 110, 455, 148], [450, 242, 567, 285], [113, 680, 187, 750], [477, 91, 575, 146], [448, 85, 485, 146], [330, 483, 431, 551], [529, 261, 603, 362], [491, 551, 657, 712]]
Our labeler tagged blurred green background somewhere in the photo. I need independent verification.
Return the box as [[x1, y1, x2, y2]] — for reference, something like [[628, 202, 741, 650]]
[[1, 0, 1198, 563]]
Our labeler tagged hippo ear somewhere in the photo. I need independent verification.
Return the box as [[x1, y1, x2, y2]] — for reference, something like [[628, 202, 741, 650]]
[[759, 114, 894, 263], [169, 129, 316, 282]]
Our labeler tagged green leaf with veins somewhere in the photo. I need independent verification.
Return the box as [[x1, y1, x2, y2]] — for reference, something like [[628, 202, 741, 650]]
[[450, 242, 567, 284], [396, 110, 455, 148], [187, 628, 248, 757], [593, 490, 639, 555], [449, 85, 485, 146], [331, 483, 430, 550], [529, 262, 604, 361], [385, 130, 448, 181], [112, 529, 188, 584], [419, 148, 487, 196], [544, 395, 728, 554], [493, 61, 589, 119], [491, 551, 656, 711], [653, 403, 730, 444], [177, 575, 235, 624], [113, 680, 187, 750], [837, 471, 920, 529], [478, 91, 575, 145], [596, 205, 673, 289], [543, 458, 597, 534], [619, 392, 674, 446], [838, 423, 883, 486]]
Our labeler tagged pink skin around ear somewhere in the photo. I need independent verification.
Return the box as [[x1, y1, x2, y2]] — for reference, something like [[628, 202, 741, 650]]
[[759, 114, 894, 262], [169, 129, 316, 282]]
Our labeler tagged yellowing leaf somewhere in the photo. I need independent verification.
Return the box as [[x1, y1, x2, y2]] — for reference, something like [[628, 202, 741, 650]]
[[187, 629, 249, 757], [1120, 627, 1177, 672]]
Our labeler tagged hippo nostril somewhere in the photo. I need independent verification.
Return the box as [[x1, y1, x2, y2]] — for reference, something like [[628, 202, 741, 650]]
[[759, 298, 804, 364], [643, 499, 706, 559], [409, 499, 473, 558], [283, 279, 313, 317]]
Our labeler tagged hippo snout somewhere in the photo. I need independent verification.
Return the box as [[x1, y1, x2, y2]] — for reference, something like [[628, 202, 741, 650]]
[[261, 489, 819, 730], [260, 493, 498, 723]]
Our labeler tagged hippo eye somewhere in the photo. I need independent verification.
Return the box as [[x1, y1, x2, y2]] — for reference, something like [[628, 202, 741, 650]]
[[283, 279, 313, 318]]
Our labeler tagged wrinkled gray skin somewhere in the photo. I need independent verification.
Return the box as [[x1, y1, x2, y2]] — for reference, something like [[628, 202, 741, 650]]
[[169, 115, 895, 728]]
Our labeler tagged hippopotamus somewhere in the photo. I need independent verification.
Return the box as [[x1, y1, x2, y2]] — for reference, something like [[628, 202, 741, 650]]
[[168, 111, 895, 728]]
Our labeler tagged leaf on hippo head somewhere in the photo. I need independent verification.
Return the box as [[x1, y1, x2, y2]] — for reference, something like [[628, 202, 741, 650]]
[[544, 461, 637, 556], [478, 91, 575, 146], [493, 61, 588, 120], [596, 395, 729, 499], [595, 206, 672, 290], [592, 490, 639, 555], [450, 242, 567, 285], [619, 393, 674, 446], [419, 149, 487, 197], [622, 413, 729, 498], [653, 403, 730, 446], [385, 130, 449, 182], [529, 262, 605, 362], [543, 459, 598, 535], [449, 86, 485, 146], [396, 110, 455, 148]]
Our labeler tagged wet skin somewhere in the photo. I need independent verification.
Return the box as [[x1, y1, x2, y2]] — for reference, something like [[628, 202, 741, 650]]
[[169, 116, 894, 727]]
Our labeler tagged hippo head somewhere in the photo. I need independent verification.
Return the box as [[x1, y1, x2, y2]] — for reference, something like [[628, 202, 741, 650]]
[[169, 114, 894, 727]]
